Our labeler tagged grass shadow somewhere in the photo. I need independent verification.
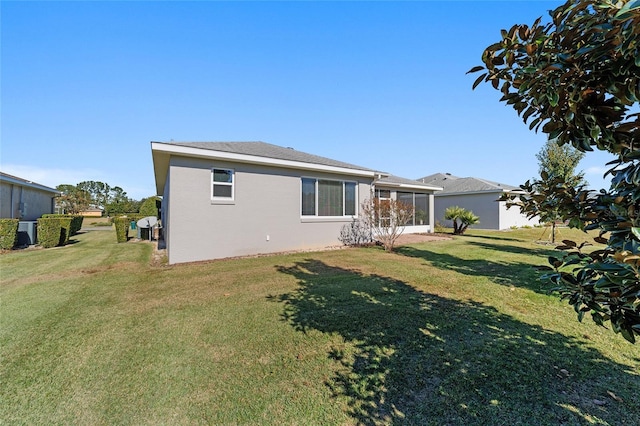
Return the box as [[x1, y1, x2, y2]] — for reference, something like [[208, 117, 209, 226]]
[[396, 244, 553, 293], [456, 233, 527, 242], [463, 239, 559, 257], [274, 259, 638, 425]]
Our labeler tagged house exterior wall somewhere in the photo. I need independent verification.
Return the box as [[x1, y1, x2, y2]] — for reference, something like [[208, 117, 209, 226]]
[[164, 155, 373, 264], [434, 192, 502, 230], [499, 201, 540, 228], [0, 181, 56, 220], [435, 192, 539, 230], [79, 209, 103, 217]]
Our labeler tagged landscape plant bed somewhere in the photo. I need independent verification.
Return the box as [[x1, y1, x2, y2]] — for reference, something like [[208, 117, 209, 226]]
[[1, 228, 637, 425]]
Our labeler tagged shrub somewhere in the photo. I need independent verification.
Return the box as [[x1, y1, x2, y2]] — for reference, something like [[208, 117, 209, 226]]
[[59, 217, 73, 246], [339, 218, 373, 247], [139, 196, 160, 218], [42, 214, 84, 235], [70, 215, 84, 235], [0, 219, 19, 250], [434, 220, 448, 233], [37, 217, 65, 248], [113, 217, 130, 243]]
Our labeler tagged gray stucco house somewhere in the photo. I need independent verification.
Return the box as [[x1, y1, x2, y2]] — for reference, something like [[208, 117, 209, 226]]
[[152, 141, 442, 264], [418, 173, 539, 230], [0, 172, 59, 221]]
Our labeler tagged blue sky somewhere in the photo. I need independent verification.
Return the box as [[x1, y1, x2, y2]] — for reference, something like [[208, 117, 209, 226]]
[[1, 0, 615, 200]]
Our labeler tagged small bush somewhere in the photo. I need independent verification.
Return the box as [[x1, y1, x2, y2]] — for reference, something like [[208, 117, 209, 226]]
[[113, 217, 130, 243], [434, 220, 448, 233], [0, 219, 19, 250], [339, 218, 373, 246]]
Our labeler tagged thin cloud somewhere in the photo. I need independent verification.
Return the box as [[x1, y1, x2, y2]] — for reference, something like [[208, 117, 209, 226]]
[[1, 164, 155, 199], [585, 166, 609, 177], [0, 164, 107, 189]]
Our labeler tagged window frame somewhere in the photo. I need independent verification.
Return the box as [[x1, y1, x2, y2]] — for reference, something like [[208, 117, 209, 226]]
[[396, 191, 429, 226], [300, 177, 358, 219], [211, 167, 235, 203]]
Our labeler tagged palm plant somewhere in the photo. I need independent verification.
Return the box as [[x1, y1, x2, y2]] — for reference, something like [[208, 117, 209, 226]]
[[444, 206, 479, 235]]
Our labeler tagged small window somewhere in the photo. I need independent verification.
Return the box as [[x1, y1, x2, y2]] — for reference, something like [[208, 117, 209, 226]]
[[301, 178, 316, 216], [375, 189, 391, 200], [212, 168, 234, 200], [344, 182, 356, 216]]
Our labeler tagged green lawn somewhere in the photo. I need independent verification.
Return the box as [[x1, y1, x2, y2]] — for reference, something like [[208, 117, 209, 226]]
[[1, 228, 638, 425]]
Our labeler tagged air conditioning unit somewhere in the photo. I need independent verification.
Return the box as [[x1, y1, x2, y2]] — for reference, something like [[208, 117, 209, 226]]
[[17, 221, 37, 246]]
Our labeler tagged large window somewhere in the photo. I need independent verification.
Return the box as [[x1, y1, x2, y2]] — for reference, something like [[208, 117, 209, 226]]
[[212, 168, 234, 201], [301, 178, 357, 217], [397, 191, 429, 226]]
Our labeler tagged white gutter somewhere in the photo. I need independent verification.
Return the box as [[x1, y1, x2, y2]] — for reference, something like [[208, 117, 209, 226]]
[[436, 189, 516, 196], [378, 182, 443, 191], [0, 175, 60, 194]]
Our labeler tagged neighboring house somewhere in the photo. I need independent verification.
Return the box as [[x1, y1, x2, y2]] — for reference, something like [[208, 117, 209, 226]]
[[418, 173, 539, 230], [78, 206, 104, 217], [152, 141, 442, 264], [0, 172, 60, 221]]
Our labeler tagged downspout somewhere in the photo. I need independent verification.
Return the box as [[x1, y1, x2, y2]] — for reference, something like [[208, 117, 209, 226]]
[[10, 184, 15, 219], [18, 186, 24, 219], [372, 173, 383, 198], [429, 192, 435, 234]]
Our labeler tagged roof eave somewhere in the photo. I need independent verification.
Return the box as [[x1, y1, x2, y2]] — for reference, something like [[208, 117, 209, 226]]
[[0, 174, 60, 195], [151, 142, 381, 194], [435, 189, 508, 196], [376, 181, 443, 191]]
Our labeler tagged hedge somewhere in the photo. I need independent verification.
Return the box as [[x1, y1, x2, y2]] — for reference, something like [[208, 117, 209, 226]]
[[0, 219, 19, 250], [113, 217, 130, 243], [139, 197, 160, 218], [37, 217, 73, 248], [59, 217, 73, 246], [42, 214, 84, 235]]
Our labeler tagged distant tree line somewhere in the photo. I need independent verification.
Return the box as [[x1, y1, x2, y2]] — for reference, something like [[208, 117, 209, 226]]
[[56, 181, 159, 217]]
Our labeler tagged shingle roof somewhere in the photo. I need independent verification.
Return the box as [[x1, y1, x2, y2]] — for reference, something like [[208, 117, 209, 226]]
[[162, 141, 378, 172], [376, 174, 443, 191], [417, 173, 519, 194], [0, 171, 60, 194]]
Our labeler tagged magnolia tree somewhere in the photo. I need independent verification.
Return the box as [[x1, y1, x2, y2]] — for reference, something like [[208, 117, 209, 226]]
[[469, 0, 640, 342]]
